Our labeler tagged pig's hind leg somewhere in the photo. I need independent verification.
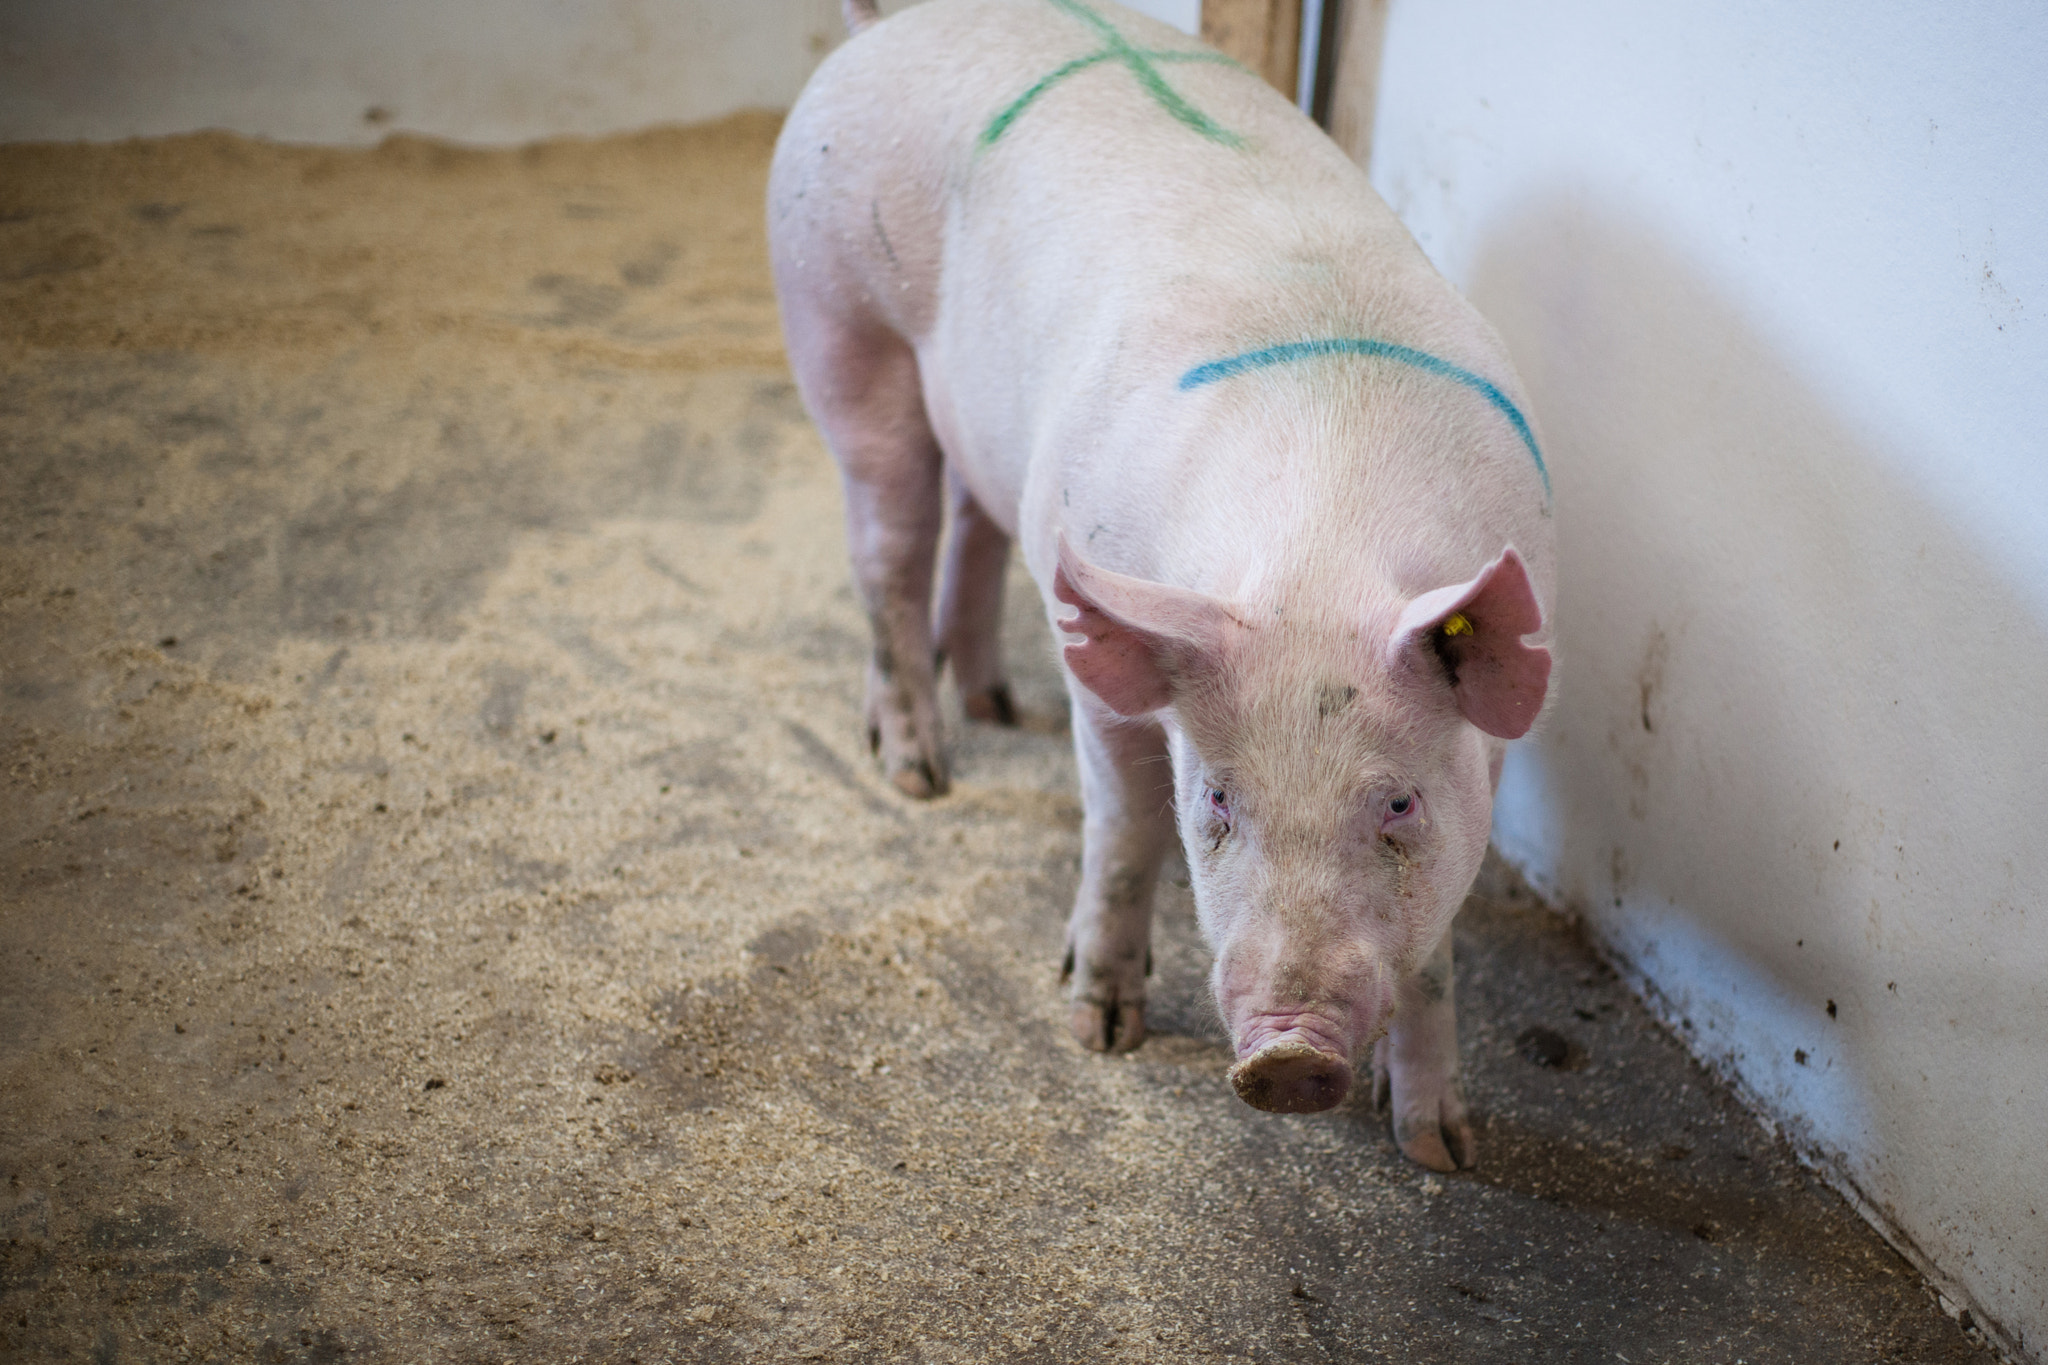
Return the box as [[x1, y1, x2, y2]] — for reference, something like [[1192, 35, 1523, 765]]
[[790, 311, 951, 798], [1373, 936, 1476, 1172], [935, 475, 1019, 727]]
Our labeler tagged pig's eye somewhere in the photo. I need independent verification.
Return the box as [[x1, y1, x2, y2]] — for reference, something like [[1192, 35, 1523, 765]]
[[1204, 787, 1233, 846], [1381, 791, 1422, 832]]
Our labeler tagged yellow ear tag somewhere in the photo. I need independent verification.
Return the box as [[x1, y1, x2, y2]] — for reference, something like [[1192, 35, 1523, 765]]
[[1441, 612, 1474, 637]]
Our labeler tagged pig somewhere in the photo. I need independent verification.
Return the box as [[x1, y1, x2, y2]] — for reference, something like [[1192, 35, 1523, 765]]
[[768, 0, 1553, 1172]]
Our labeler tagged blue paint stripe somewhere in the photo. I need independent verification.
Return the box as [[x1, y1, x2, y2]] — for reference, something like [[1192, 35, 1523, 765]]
[[1178, 338, 1549, 492]]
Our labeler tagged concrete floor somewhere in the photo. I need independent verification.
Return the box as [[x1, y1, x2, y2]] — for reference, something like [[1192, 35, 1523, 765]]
[[0, 117, 1999, 1364]]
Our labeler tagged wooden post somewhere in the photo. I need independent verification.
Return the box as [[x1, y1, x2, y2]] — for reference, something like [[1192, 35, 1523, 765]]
[[1321, 0, 1390, 168], [1200, 0, 1302, 100]]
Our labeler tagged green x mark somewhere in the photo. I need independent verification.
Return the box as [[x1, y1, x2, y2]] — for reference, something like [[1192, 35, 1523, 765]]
[[979, 0, 1243, 151]]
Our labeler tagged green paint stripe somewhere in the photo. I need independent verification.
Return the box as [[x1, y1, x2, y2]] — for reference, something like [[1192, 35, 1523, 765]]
[[1119, 47, 1243, 145], [1079, 0, 1232, 141], [980, 0, 1243, 150], [979, 50, 1113, 148], [1045, 0, 1121, 42]]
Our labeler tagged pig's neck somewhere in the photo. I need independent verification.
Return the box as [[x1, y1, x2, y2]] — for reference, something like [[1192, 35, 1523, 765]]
[[1102, 387, 1500, 630]]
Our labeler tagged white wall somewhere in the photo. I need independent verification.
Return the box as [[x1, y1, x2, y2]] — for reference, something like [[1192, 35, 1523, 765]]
[[1367, 2, 2048, 1358], [1123, 0, 1203, 36], [0, 0, 1206, 148], [0, 0, 856, 144]]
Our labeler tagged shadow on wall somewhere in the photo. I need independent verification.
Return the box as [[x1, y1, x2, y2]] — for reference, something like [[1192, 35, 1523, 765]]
[[1467, 197, 2046, 1361]]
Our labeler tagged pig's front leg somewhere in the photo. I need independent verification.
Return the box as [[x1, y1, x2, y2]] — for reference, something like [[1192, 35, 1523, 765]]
[[1373, 935, 1476, 1172], [1061, 699, 1175, 1053]]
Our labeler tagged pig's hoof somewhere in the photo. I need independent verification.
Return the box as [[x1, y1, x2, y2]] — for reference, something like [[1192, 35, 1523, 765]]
[[1069, 998, 1146, 1053], [888, 757, 948, 799], [1230, 1041, 1353, 1114], [1393, 1095, 1477, 1172], [962, 683, 1019, 727], [863, 661, 948, 798]]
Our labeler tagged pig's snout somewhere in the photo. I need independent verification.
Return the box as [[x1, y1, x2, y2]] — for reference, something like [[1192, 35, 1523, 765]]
[[1227, 1015, 1356, 1113], [1216, 941, 1390, 1113], [1229, 1040, 1353, 1113]]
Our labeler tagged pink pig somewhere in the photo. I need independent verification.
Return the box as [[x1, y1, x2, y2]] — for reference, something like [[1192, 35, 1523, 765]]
[[769, 0, 1553, 1171]]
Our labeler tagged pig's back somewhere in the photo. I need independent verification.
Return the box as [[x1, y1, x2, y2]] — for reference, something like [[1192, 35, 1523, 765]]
[[771, 0, 1552, 613], [777, 0, 1439, 345]]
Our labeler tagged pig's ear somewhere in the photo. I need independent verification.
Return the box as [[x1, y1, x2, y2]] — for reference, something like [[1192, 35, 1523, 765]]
[[1054, 533, 1236, 716], [1388, 547, 1551, 739]]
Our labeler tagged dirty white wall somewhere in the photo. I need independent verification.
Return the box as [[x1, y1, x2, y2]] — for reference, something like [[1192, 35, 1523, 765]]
[[0, 0, 1211, 147], [0, 0, 861, 144], [1364, 1, 2048, 1358]]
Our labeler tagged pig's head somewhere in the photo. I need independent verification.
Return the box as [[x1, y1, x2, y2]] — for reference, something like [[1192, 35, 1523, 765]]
[[1054, 536, 1550, 1113]]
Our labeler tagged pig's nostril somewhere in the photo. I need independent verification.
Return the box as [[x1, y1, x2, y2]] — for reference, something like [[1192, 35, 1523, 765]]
[[1228, 1041, 1352, 1114]]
